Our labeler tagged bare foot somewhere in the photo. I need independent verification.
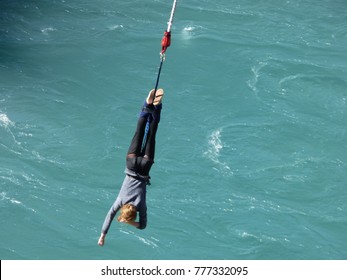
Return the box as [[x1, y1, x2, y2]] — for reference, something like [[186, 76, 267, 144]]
[[146, 89, 164, 105], [153, 89, 164, 106]]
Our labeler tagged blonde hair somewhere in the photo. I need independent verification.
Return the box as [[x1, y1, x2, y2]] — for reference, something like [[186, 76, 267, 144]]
[[117, 204, 137, 222]]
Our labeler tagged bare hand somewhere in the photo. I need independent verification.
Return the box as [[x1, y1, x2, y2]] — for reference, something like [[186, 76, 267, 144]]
[[98, 233, 106, 246]]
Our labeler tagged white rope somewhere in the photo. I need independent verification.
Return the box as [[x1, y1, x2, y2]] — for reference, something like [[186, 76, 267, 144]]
[[166, 0, 178, 32]]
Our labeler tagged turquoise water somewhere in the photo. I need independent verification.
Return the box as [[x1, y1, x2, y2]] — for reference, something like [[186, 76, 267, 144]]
[[1, 0, 346, 260]]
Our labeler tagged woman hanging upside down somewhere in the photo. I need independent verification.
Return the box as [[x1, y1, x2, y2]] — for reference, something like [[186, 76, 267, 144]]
[[98, 88, 164, 246]]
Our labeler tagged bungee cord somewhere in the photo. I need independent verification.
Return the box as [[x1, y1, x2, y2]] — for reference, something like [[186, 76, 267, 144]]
[[141, 0, 178, 153]]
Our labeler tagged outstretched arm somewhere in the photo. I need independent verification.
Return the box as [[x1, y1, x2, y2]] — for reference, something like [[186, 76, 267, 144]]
[[101, 199, 121, 233], [98, 198, 121, 246]]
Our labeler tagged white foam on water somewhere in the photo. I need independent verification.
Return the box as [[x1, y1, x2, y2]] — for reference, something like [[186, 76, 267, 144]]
[[204, 128, 232, 176], [108, 24, 124, 31], [41, 27, 57, 35], [0, 113, 14, 128]]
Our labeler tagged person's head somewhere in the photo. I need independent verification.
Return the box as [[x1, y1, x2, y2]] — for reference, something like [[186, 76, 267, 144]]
[[117, 203, 137, 223]]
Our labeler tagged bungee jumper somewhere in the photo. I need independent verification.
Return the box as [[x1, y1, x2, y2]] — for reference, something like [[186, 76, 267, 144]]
[[98, 0, 178, 247]]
